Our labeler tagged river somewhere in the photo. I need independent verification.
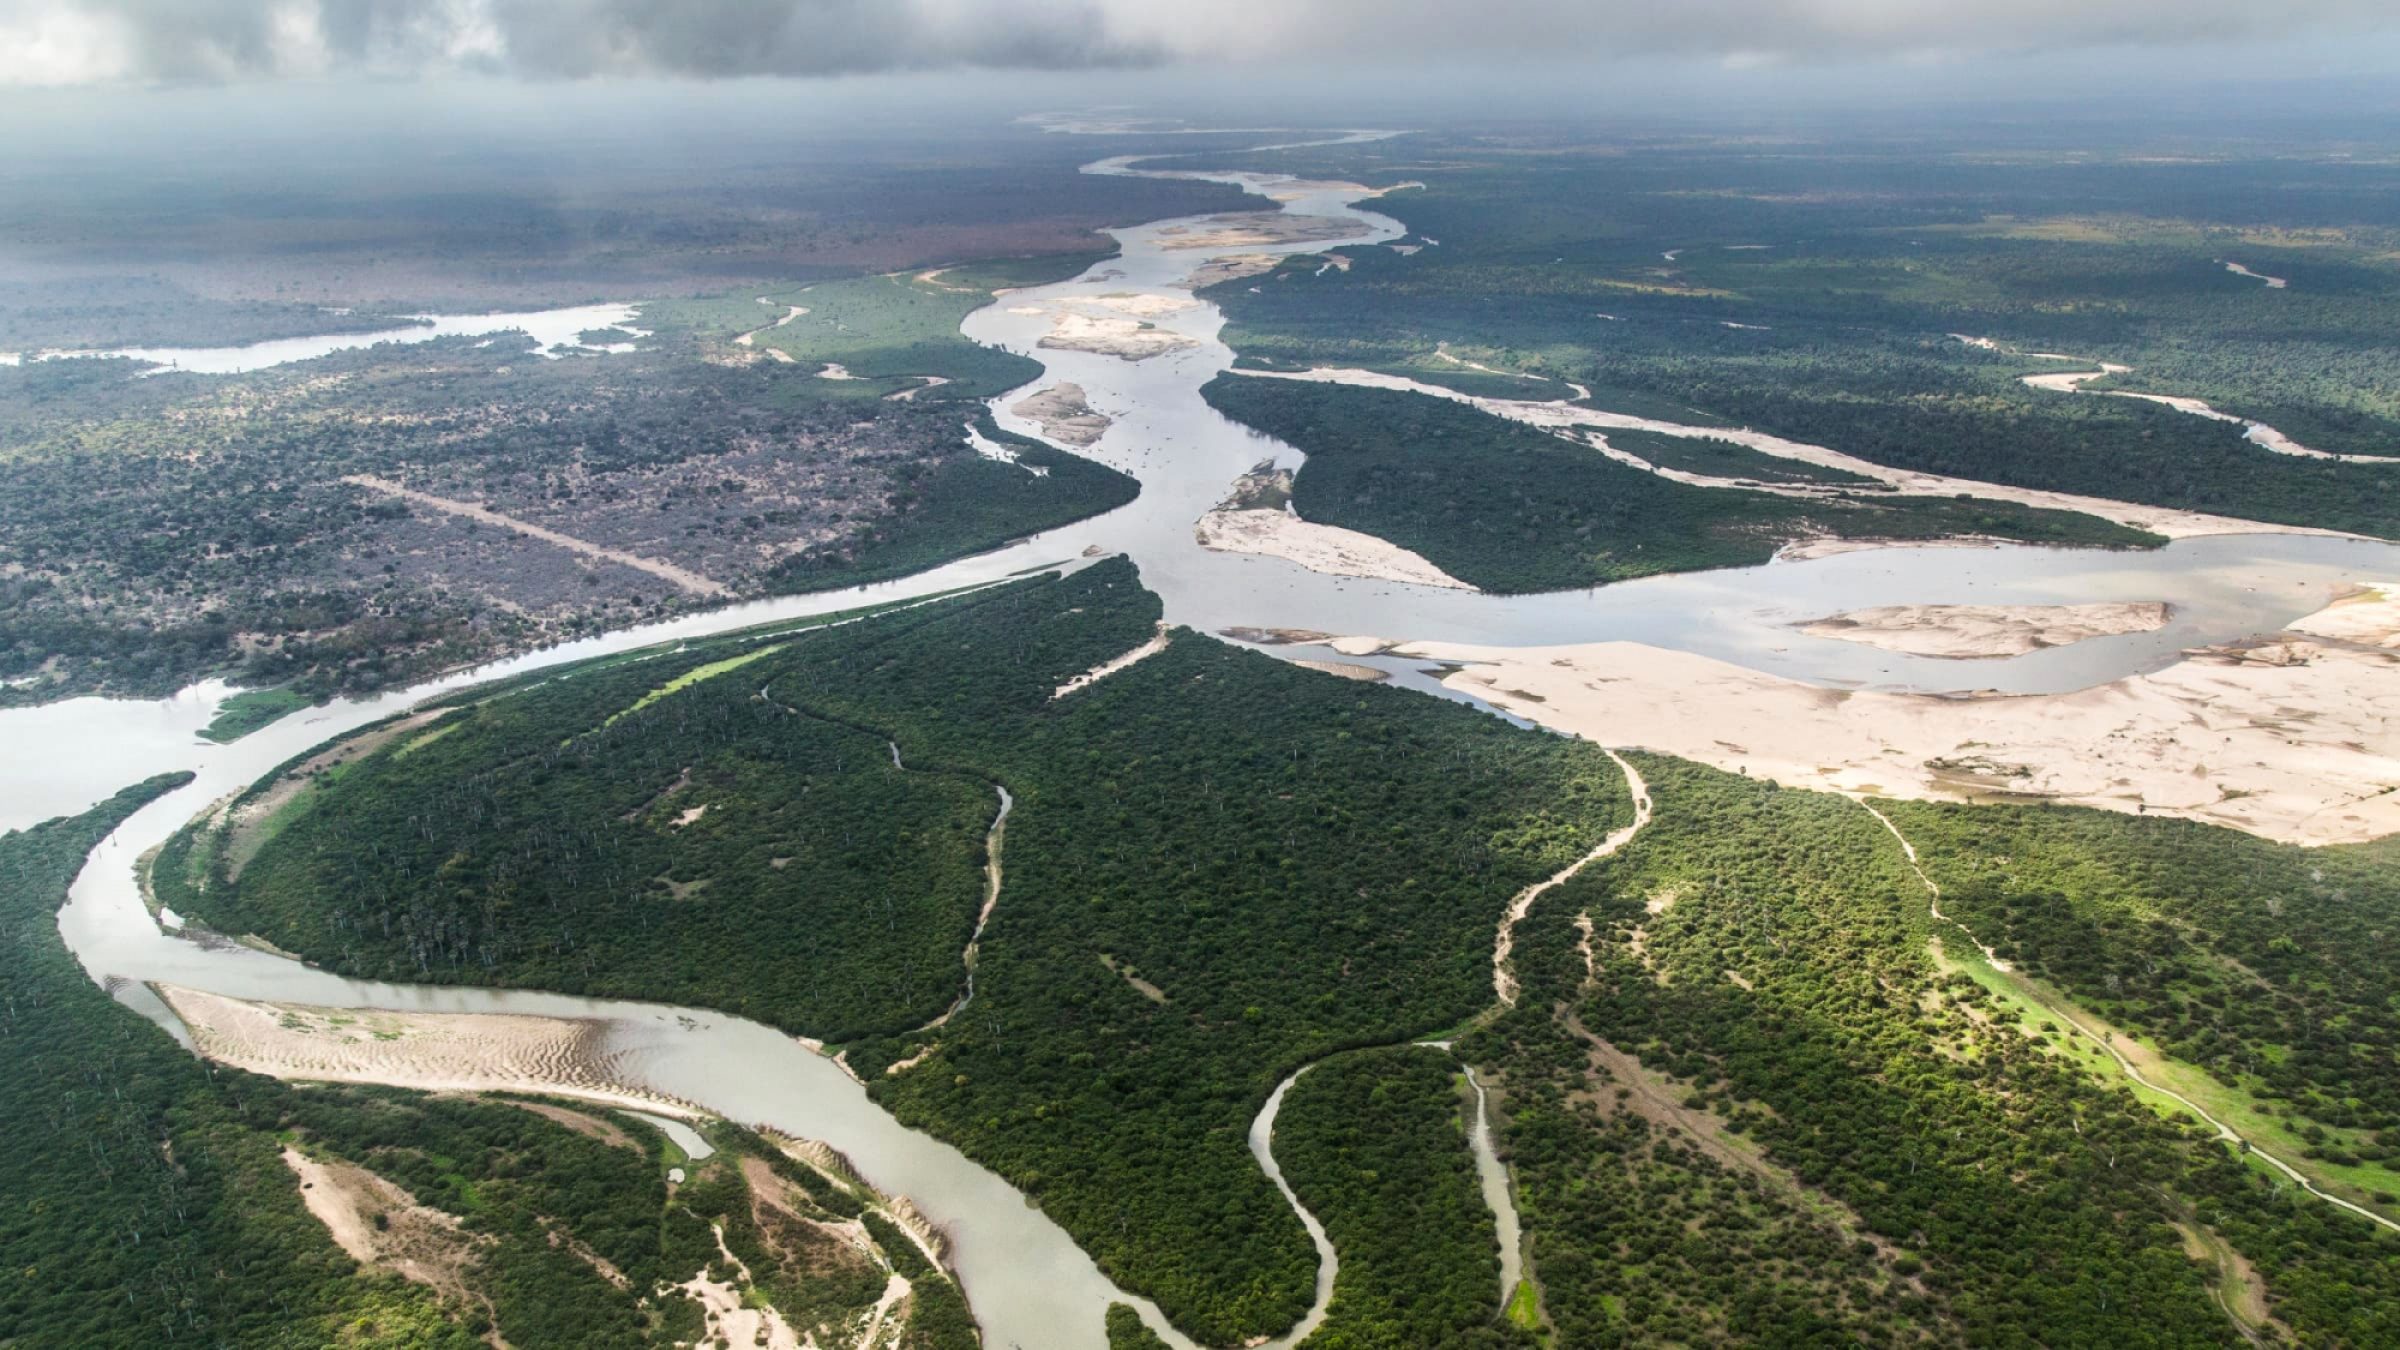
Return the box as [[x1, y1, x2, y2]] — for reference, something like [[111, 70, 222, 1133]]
[[7, 301, 648, 374], [16, 132, 2400, 1348]]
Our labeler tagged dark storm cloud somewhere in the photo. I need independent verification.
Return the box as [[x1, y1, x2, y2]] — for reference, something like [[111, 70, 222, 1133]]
[[2, 0, 2396, 86], [0, 0, 1158, 86]]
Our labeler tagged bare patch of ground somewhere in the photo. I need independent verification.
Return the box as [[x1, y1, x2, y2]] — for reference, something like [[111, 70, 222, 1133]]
[[1035, 311, 1196, 362], [883, 374, 951, 401], [1292, 659, 1386, 682], [283, 1146, 494, 1319], [500, 1100, 638, 1151], [1185, 252, 1283, 288], [680, 1222, 805, 1350], [1053, 623, 1172, 699], [1795, 602, 2171, 660], [1099, 953, 1170, 1003]]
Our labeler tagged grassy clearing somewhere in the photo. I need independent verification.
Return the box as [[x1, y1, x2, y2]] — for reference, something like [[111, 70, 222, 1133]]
[[640, 267, 1057, 400], [1505, 1278, 1543, 1332], [599, 643, 786, 730]]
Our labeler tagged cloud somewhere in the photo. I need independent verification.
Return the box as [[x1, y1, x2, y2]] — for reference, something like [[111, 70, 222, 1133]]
[[0, 0, 1159, 85], [1097, 0, 2400, 65], [0, 0, 2395, 87]]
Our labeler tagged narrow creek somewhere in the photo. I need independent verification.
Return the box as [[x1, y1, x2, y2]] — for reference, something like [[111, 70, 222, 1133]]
[[17, 125, 2400, 1348]]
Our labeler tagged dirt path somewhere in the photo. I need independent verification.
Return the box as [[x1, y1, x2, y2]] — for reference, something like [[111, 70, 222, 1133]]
[[1494, 750, 1652, 1006], [1052, 623, 1172, 699], [2173, 1216, 2280, 1342], [1858, 799, 2400, 1238], [343, 475, 729, 596]]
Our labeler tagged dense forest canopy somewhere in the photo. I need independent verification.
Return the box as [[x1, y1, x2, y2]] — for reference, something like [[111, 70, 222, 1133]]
[[169, 558, 1636, 1342]]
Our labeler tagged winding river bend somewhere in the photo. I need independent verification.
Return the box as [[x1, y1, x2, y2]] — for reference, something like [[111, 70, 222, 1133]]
[[17, 130, 2400, 1347]]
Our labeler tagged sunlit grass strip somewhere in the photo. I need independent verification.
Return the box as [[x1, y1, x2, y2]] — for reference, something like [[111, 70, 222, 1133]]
[[1930, 933, 2400, 1217], [598, 643, 787, 730]]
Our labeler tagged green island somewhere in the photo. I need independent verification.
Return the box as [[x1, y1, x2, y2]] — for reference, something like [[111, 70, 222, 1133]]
[[1200, 373, 2155, 592], [197, 686, 313, 742], [137, 555, 2400, 1347]]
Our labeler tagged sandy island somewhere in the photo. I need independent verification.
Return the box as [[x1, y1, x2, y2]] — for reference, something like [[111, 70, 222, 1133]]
[[1195, 510, 1472, 590], [1194, 466, 1472, 590], [1334, 583, 2400, 846], [1185, 252, 1283, 288], [1010, 382, 1111, 446], [156, 984, 704, 1115], [1036, 311, 1195, 362], [1796, 602, 2171, 660]]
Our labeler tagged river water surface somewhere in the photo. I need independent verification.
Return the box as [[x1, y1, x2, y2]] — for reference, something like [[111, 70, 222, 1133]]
[[15, 134, 2400, 1348]]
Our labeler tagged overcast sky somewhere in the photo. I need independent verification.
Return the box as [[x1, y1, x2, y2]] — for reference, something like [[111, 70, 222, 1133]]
[[3, 0, 2398, 89]]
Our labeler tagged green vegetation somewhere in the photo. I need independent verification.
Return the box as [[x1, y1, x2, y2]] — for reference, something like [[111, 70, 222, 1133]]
[[1274, 1047, 1523, 1348], [0, 777, 970, 1346], [1106, 1302, 1173, 1348], [1201, 374, 2154, 593], [1886, 798, 2400, 1205], [166, 625, 1003, 1041], [1461, 756, 2400, 1346], [639, 265, 1058, 402], [1201, 133, 2400, 536], [198, 686, 313, 742], [178, 557, 1635, 1342], [1503, 1279, 1541, 1332]]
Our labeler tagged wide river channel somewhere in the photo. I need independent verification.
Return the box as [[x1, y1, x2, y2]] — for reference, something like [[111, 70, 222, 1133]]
[[12, 134, 2400, 1348]]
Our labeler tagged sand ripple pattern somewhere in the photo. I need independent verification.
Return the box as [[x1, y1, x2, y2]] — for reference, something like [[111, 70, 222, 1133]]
[[158, 984, 705, 1117]]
